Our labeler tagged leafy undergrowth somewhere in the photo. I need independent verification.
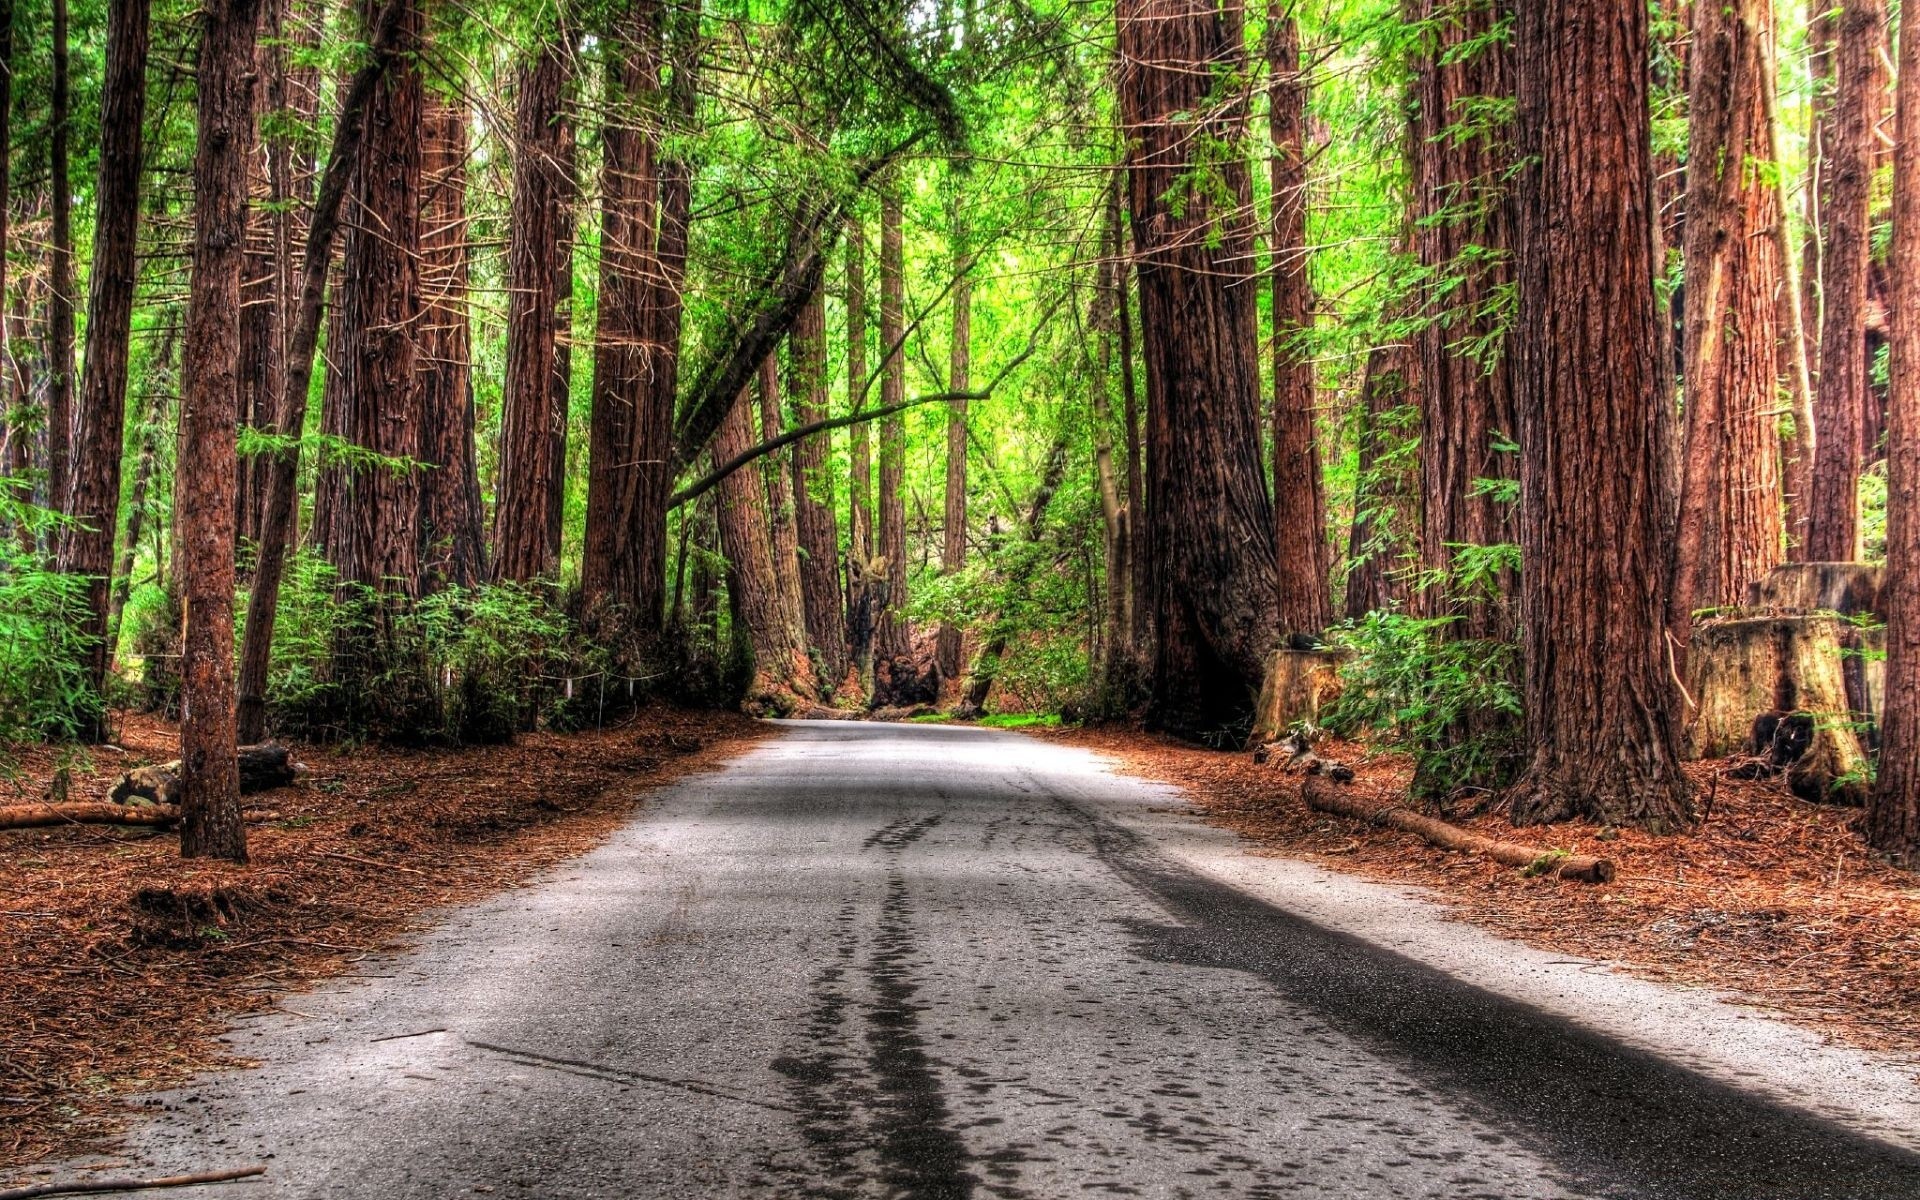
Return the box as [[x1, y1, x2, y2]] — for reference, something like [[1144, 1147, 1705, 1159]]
[[1045, 725, 1920, 1060], [0, 706, 766, 1174]]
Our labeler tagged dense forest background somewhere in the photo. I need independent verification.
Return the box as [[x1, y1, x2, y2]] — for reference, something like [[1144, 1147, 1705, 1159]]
[[1, 0, 1917, 865]]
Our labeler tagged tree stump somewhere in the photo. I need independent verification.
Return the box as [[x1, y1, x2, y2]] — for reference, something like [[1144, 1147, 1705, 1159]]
[[1683, 614, 1872, 803], [1247, 649, 1350, 747], [1745, 562, 1884, 618]]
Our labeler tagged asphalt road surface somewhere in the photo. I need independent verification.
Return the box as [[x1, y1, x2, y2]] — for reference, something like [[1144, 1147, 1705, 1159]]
[[77, 721, 1920, 1198]]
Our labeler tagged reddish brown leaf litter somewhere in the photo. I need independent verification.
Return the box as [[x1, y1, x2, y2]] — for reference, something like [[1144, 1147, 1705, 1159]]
[[1043, 725, 1920, 1061], [0, 707, 766, 1174]]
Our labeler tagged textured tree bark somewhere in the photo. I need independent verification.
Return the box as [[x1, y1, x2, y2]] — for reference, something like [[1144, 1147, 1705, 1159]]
[[0, 0, 11, 507], [46, 0, 74, 509], [179, 0, 265, 862], [235, 0, 287, 553], [1343, 340, 1416, 619], [1867, 12, 1920, 862], [232, 0, 413, 745], [1671, 0, 1784, 652], [581, 0, 694, 630], [546, 115, 577, 569], [759, 353, 806, 631], [1510, 0, 1691, 829], [1806, 0, 1887, 563], [1116, 0, 1281, 740], [1407, 0, 1517, 640], [1117, 228, 1149, 657], [494, 38, 572, 583], [936, 198, 970, 682], [713, 387, 814, 711], [1094, 179, 1135, 679], [418, 96, 484, 591], [790, 287, 846, 686], [59, 0, 151, 711], [1268, 4, 1330, 638], [845, 217, 876, 696], [326, 0, 424, 603], [875, 185, 912, 680]]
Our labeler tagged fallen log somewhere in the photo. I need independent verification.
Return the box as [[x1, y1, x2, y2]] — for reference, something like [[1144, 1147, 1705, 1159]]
[[1302, 777, 1615, 884], [109, 743, 297, 807], [0, 801, 181, 830]]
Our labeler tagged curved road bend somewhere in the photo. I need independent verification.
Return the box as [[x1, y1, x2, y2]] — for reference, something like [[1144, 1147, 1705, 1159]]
[[81, 720, 1920, 1198]]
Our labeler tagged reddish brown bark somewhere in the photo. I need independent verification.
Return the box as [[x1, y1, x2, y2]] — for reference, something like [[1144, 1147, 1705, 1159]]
[[845, 217, 876, 694], [1343, 340, 1417, 619], [1867, 10, 1920, 862], [937, 195, 970, 681], [1095, 178, 1136, 674], [1806, 0, 1888, 562], [875, 185, 911, 675], [713, 387, 813, 710], [1268, 4, 1330, 637], [581, 0, 693, 629], [790, 287, 845, 684], [1407, 0, 1517, 639], [1671, 0, 1784, 642], [233, 0, 415, 744], [1117, 0, 1281, 739], [494, 38, 572, 583], [60, 0, 151, 706], [547, 114, 577, 569], [758, 353, 805, 635], [418, 97, 484, 590], [179, 0, 265, 861], [1510, 0, 1691, 829], [47, 0, 74, 508], [326, 0, 424, 601]]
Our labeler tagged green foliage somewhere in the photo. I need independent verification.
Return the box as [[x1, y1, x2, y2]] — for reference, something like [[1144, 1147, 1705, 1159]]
[[0, 488, 102, 780], [1323, 610, 1524, 801]]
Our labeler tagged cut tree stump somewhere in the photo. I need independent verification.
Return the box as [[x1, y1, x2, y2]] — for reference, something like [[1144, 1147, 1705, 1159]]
[[1745, 562, 1884, 618], [1303, 777, 1614, 883], [1247, 648, 1350, 747], [1683, 614, 1872, 804]]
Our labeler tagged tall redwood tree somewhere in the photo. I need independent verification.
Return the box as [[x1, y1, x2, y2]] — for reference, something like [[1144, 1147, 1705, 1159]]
[[179, 0, 266, 861], [1867, 11, 1920, 863], [1509, 0, 1690, 828], [1116, 0, 1281, 739]]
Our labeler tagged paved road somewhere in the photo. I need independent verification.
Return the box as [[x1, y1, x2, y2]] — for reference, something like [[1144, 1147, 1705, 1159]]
[[82, 721, 1920, 1198]]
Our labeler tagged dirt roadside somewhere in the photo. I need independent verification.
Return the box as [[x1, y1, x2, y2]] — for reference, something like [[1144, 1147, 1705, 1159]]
[[0, 707, 767, 1174]]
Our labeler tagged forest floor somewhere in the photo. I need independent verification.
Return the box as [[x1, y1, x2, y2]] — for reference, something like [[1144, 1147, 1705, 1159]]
[[1042, 724, 1920, 1062], [0, 705, 766, 1172]]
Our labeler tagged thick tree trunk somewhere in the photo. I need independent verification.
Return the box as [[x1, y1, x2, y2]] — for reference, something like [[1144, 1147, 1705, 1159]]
[[179, 0, 265, 862], [0, 0, 11, 507], [1343, 340, 1416, 618], [1671, 0, 1785, 650], [1868, 12, 1920, 862], [327, 0, 424, 602], [1268, 5, 1330, 638], [59, 0, 152, 713], [581, 0, 693, 630], [235, 0, 283, 552], [1117, 228, 1149, 657], [46, 0, 74, 509], [1094, 179, 1135, 680], [546, 117, 577, 569], [937, 196, 969, 681], [1408, 0, 1517, 640], [233, 0, 414, 744], [845, 217, 876, 696], [713, 387, 814, 711], [418, 96, 484, 591], [494, 38, 571, 583], [758, 354, 805, 641], [1116, 0, 1281, 740], [790, 287, 846, 686], [1806, 0, 1888, 562], [1510, 0, 1691, 829], [875, 185, 911, 681]]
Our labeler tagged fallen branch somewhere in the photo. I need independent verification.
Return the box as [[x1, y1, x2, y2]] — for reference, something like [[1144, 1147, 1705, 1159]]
[[1302, 777, 1615, 884], [0, 1165, 266, 1199], [0, 802, 179, 830], [110, 744, 297, 806]]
